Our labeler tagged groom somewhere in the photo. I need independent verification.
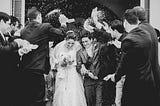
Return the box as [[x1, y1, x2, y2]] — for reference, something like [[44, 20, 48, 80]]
[[77, 32, 117, 106], [18, 7, 68, 106]]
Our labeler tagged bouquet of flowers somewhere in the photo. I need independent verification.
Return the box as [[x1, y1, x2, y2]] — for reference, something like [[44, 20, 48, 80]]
[[60, 54, 74, 68]]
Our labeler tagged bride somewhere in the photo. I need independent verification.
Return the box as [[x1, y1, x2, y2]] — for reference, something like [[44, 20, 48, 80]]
[[50, 30, 87, 106]]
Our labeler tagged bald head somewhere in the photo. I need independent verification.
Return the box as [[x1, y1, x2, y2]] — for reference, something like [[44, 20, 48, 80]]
[[132, 6, 147, 22]]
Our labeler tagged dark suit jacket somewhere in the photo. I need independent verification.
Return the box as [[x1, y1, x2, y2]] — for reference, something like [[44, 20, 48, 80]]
[[0, 34, 19, 73], [20, 21, 65, 74], [115, 27, 157, 106], [139, 22, 160, 90], [77, 42, 117, 85], [0, 33, 19, 102]]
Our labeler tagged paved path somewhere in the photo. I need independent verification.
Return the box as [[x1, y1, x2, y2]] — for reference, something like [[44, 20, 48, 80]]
[[46, 101, 52, 106]]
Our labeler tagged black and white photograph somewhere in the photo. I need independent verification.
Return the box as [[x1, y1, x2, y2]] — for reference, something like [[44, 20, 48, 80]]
[[0, 0, 160, 106]]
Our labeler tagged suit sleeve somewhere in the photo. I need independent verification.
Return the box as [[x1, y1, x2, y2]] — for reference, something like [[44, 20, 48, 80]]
[[48, 24, 67, 36], [108, 44, 119, 73], [115, 38, 134, 82], [47, 24, 67, 44], [0, 41, 18, 54]]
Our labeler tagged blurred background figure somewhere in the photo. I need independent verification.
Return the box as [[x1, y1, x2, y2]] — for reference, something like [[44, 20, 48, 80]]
[[10, 15, 22, 37]]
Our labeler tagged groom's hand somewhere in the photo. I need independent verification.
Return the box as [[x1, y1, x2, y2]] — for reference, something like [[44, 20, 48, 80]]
[[81, 64, 89, 75], [88, 72, 98, 80]]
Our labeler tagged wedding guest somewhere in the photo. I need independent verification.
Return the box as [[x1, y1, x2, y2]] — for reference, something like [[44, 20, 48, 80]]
[[0, 11, 33, 106], [44, 9, 68, 47], [110, 19, 127, 106], [132, 7, 160, 98], [10, 15, 21, 36], [104, 9, 159, 106], [18, 7, 68, 106]]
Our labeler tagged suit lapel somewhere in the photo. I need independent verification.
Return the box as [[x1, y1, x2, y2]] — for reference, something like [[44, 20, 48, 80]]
[[92, 43, 99, 60], [81, 49, 88, 63], [81, 43, 100, 62], [0, 31, 6, 42], [0, 33, 7, 45]]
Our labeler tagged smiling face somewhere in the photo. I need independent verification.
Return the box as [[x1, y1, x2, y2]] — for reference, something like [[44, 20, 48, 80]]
[[66, 39, 75, 49], [81, 37, 92, 49]]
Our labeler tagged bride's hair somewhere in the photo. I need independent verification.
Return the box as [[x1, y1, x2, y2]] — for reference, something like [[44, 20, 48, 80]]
[[65, 30, 77, 40]]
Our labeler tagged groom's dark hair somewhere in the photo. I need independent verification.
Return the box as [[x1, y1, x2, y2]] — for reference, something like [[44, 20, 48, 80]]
[[80, 31, 93, 40]]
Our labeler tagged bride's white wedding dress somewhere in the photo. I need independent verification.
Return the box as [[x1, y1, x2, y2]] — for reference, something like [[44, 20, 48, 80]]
[[50, 40, 87, 106]]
